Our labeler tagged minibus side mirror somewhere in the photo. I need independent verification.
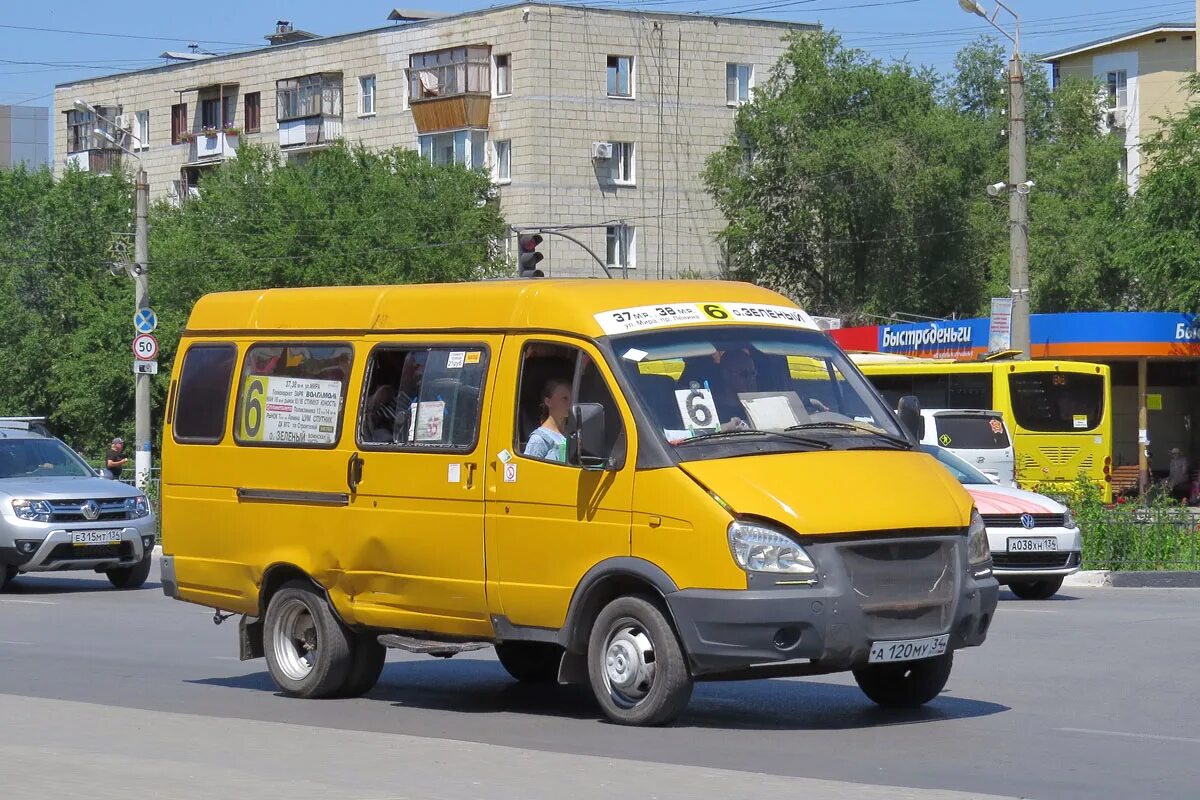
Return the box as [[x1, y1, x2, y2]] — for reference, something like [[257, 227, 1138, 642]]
[[897, 395, 924, 442], [568, 403, 609, 471]]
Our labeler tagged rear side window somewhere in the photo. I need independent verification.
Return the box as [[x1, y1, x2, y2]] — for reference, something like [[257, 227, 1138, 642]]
[[358, 345, 489, 451], [234, 343, 353, 448], [933, 414, 1010, 449], [173, 344, 237, 443]]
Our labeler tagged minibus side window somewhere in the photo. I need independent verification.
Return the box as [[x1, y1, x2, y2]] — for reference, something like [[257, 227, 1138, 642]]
[[233, 342, 353, 449], [358, 345, 488, 451], [515, 342, 625, 467], [173, 344, 237, 444]]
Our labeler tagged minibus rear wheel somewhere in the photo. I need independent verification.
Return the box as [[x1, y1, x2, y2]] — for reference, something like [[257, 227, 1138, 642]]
[[495, 642, 563, 683], [264, 580, 354, 698], [587, 596, 693, 726], [337, 635, 386, 698], [853, 652, 954, 709]]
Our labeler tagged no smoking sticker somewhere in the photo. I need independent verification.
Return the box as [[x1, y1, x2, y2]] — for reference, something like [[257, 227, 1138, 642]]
[[503, 462, 518, 483]]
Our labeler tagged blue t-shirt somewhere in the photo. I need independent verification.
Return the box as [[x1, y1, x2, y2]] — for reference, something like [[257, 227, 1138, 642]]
[[525, 426, 567, 462]]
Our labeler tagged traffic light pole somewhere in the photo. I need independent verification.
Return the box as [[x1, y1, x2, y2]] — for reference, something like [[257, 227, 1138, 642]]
[[134, 168, 151, 490], [516, 228, 615, 278]]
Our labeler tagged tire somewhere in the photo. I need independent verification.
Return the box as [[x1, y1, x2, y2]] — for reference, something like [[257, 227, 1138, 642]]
[[854, 652, 954, 709], [587, 596, 693, 726], [0, 565, 15, 592], [106, 555, 152, 589], [337, 634, 386, 698], [263, 580, 354, 698], [495, 642, 563, 684], [1008, 577, 1064, 600]]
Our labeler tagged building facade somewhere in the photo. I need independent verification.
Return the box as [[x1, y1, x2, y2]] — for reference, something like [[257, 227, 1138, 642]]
[[1041, 22, 1196, 193], [53, 4, 811, 278], [0, 105, 50, 170]]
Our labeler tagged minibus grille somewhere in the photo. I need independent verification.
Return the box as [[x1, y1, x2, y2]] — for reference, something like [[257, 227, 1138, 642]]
[[841, 538, 956, 639]]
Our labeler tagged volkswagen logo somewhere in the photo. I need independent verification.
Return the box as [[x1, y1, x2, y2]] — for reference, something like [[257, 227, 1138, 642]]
[[80, 500, 100, 521], [1020, 513, 1036, 530]]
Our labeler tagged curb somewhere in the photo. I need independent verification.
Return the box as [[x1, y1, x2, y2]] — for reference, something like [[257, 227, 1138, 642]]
[[1064, 570, 1200, 588]]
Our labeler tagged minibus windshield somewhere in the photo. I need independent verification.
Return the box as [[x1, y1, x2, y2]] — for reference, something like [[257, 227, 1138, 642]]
[[613, 327, 905, 453]]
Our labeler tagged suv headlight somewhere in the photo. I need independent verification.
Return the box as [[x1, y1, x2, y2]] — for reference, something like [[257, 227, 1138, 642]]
[[968, 509, 991, 567], [124, 495, 151, 519], [728, 520, 815, 574], [1062, 507, 1076, 530], [12, 499, 53, 523]]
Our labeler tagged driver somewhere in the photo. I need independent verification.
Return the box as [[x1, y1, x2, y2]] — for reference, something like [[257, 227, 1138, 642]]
[[713, 348, 756, 426]]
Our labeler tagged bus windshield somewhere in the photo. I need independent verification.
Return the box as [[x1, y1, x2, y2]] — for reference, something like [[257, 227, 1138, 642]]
[[1008, 372, 1104, 433], [613, 327, 904, 454]]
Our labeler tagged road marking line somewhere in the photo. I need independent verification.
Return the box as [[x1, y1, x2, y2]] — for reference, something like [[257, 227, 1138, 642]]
[[0, 640, 32, 645], [210, 656, 239, 661], [0, 598, 56, 605], [1000, 608, 1057, 613], [1057, 727, 1200, 745]]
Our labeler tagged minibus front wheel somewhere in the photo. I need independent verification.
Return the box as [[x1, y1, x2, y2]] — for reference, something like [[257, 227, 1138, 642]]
[[587, 596, 693, 726]]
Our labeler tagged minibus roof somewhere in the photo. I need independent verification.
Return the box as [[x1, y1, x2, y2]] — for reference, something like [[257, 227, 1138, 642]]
[[183, 279, 819, 338]]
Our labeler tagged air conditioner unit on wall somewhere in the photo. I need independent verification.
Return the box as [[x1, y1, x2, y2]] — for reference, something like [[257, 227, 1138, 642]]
[[591, 141, 613, 160], [1106, 110, 1126, 129]]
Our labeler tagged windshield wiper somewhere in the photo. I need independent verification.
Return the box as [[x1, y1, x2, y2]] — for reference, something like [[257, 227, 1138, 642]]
[[784, 422, 912, 450], [674, 429, 831, 450]]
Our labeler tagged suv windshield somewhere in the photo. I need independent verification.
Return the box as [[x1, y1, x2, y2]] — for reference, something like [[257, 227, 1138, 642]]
[[920, 444, 993, 485], [932, 414, 1010, 449], [613, 327, 904, 455], [0, 438, 95, 479], [1008, 372, 1104, 432]]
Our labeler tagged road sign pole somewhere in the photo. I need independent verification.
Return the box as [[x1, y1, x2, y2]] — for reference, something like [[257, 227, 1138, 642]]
[[134, 168, 151, 490]]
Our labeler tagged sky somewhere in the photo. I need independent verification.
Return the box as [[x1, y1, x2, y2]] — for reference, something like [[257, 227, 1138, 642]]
[[1, 0, 1196, 110]]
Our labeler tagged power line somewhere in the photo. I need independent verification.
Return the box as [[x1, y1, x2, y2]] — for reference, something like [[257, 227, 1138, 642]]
[[0, 23, 259, 47]]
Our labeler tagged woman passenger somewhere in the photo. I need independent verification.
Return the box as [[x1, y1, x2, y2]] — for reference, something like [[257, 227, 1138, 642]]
[[524, 377, 572, 462]]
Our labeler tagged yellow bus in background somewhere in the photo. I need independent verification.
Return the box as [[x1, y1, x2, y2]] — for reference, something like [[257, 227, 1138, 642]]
[[850, 355, 1113, 500]]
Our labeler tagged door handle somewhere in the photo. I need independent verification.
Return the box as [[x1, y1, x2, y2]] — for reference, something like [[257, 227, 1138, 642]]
[[347, 451, 364, 493], [465, 462, 477, 490]]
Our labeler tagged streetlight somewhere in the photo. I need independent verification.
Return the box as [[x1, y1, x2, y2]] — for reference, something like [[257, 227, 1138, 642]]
[[76, 98, 153, 490], [956, 1, 1029, 360]]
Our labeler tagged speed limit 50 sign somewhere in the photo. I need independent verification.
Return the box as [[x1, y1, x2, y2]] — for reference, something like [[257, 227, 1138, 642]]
[[133, 333, 159, 361]]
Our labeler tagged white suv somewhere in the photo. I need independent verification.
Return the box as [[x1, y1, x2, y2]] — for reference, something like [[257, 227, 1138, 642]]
[[0, 420, 156, 591]]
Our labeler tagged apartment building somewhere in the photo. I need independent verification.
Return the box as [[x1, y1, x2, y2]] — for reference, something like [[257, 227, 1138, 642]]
[[0, 105, 49, 170], [53, 4, 811, 278], [1041, 21, 1196, 193]]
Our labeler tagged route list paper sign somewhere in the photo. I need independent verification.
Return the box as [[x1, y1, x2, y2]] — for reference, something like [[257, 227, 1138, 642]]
[[240, 376, 342, 445]]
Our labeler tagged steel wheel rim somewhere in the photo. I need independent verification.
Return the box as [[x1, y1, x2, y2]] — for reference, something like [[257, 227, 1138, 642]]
[[601, 620, 656, 709], [273, 599, 318, 681]]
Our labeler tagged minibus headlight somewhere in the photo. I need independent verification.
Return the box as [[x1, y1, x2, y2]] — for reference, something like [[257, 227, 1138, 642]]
[[1062, 508, 1076, 530], [728, 521, 815, 575], [968, 509, 991, 567]]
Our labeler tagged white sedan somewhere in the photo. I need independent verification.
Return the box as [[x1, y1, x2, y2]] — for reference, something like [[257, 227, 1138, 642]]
[[921, 444, 1081, 600]]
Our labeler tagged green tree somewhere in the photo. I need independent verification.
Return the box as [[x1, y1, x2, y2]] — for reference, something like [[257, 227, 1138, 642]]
[[1122, 74, 1200, 312]]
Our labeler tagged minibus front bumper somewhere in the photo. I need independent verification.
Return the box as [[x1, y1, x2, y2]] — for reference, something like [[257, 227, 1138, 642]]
[[665, 534, 999, 677]]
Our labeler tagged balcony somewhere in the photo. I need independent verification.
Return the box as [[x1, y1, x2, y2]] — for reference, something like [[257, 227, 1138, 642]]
[[277, 116, 343, 150], [407, 45, 491, 134], [64, 148, 121, 175], [276, 72, 344, 151], [187, 131, 239, 163]]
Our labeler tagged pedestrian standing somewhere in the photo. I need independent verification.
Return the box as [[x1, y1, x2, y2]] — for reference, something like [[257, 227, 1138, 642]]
[[105, 438, 128, 480]]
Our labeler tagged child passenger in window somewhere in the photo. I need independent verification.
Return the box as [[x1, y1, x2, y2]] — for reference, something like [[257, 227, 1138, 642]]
[[525, 378, 572, 462]]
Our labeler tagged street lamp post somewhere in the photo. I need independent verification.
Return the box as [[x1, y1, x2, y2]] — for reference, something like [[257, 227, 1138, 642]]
[[76, 99, 152, 489], [958, 0, 1030, 359]]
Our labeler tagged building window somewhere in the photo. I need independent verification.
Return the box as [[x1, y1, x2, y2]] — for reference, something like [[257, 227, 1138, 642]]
[[244, 92, 261, 133], [607, 55, 633, 98], [132, 110, 149, 151], [494, 53, 511, 97], [66, 109, 94, 153], [612, 141, 635, 185], [492, 139, 511, 183], [277, 73, 343, 122], [359, 75, 376, 116], [200, 97, 220, 129], [606, 225, 635, 270], [409, 46, 490, 101], [1050, 62, 1060, 90], [418, 129, 487, 168], [170, 103, 188, 145], [726, 63, 754, 105], [1106, 70, 1128, 108], [1119, 149, 1130, 183]]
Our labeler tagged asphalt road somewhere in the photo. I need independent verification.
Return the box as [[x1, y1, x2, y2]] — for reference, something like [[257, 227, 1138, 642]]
[[1, 560, 1197, 800]]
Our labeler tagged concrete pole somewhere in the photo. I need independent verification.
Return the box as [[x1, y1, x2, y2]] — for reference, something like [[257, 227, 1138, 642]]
[[1008, 53, 1031, 359], [134, 168, 151, 490], [1138, 357, 1149, 495]]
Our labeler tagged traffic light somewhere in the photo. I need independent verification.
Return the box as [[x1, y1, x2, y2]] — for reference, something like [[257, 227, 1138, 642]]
[[518, 233, 544, 278]]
